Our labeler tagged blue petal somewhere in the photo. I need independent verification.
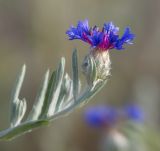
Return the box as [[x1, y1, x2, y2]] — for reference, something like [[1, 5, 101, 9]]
[[109, 32, 119, 43], [121, 27, 135, 43], [66, 26, 82, 40], [66, 19, 90, 41], [103, 22, 120, 48], [90, 29, 103, 47], [115, 27, 135, 50], [77, 19, 90, 35], [104, 22, 119, 34]]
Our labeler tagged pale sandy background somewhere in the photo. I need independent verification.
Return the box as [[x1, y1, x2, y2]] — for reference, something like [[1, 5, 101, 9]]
[[0, 0, 160, 151]]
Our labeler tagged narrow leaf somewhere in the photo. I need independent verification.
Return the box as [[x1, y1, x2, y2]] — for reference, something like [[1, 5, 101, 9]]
[[72, 49, 79, 100], [39, 71, 56, 118], [11, 98, 27, 127], [39, 58, 65, 118], [47, 58, 65, 116], [27, 70, 50, 121], [10, 64, 26, 127], [55, 74, 73, 113]]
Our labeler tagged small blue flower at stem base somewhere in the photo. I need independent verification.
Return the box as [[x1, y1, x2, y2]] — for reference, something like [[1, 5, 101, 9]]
[[124, 104, 144, 122], [84, 106, 118, 128], [66, 19, 135, 51]]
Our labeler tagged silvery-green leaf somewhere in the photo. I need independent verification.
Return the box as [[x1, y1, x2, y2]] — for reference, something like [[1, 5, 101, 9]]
[[27, 70, 50, 121], [39, 57, 65, 118], [39, 71, 56, 118], [47, 58, 65, 116], [11, 98, 27, 127], [0, 49, 109, 141], [0, 78, 105, 140], [10, 64, 26, 127], [78, 80, 81, 93], [55, 73, 72, 113], [72, 49, 79, 101], [48, 80, 107, 121], [54, 81, 66, 113], [0, 120, 49, 141], [63, 74, 73, 102], [57, 74, 73, 111]]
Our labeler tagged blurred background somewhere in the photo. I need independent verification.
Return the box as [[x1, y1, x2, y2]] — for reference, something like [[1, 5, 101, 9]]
[[0, 0, 160, 150]]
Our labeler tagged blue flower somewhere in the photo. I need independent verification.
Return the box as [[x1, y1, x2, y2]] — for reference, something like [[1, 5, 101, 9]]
[[84, 106, 117, 128], [124, 104, 144, 122], [66, 19, 135, 51]]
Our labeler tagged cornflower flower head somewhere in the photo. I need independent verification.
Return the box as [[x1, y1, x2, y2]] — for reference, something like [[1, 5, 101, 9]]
[[66, 19, 135, 51], [66, 19, 135, 84]]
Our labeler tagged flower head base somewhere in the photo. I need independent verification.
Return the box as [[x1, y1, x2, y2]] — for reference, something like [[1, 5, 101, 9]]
[[82, 50, 111, 83], [66, 19, 135, 51]]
